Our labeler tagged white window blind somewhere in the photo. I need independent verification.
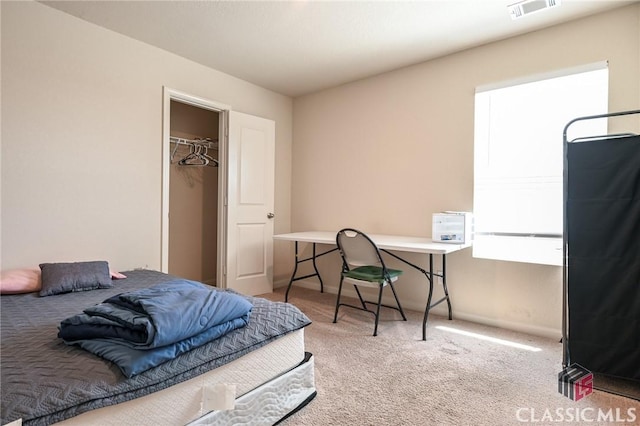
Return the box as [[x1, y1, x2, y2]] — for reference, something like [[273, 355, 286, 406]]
[[473, 63, 608, 265]]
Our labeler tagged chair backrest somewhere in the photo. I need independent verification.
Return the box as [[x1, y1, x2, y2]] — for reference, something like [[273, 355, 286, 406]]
[[336, 228, 383, 269]]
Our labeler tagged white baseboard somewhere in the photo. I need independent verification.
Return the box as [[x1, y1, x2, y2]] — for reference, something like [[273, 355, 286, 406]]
[[274, 278, 561, 339], [452, 312, 561, 340]]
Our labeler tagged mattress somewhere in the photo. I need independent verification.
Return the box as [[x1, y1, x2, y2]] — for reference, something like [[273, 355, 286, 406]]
[[192, 352, 316, 425], [55, 329, 307, 425], [1, 269, 312, 426]]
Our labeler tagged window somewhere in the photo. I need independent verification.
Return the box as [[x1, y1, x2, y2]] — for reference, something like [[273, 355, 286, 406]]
[[473, 63, 608, 265]]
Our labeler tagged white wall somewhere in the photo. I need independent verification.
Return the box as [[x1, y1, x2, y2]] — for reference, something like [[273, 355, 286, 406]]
[[287, 4, 640, 338], [2, 1, 638, 339], [0, 1, 293, 274]]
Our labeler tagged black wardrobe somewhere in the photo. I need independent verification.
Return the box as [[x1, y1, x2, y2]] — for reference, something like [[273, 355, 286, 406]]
[[562, 109, 640, 390]]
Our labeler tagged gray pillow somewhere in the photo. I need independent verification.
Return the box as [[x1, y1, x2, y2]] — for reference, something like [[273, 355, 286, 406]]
[[39, 261, 112, 297]]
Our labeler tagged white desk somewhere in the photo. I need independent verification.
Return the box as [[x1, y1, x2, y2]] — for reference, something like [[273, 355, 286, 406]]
[[274, 231, 471, 340]]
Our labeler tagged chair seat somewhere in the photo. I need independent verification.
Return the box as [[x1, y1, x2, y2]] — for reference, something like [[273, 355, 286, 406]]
[[343, 265, 403, 284]]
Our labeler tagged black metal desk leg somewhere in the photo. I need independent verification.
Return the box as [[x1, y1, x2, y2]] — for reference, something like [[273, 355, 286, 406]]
[[284, 242, 337, 302], [284, 241, 300, 303], [422, 254, 454, 339], [311, 244, 324, 294], [442, 254, 453, 320], [422, 254, 434, 341], [379, 249, 441, 340]]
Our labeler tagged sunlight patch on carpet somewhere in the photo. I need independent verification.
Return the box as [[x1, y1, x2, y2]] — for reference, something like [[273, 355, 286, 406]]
[[435, 326, 542, 352]]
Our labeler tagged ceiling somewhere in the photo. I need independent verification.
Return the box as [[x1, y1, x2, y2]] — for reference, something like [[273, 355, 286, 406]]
[[41, 0, 635, 97]]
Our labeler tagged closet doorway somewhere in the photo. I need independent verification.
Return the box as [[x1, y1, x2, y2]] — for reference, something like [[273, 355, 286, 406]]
[[168, 100, 220, 285], [161, 87, 276, 295]]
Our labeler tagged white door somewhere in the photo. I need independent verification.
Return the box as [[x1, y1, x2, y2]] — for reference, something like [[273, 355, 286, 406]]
[[226, 111, 275, 295]]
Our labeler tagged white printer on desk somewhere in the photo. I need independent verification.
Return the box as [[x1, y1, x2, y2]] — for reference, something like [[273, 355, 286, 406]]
[[432, 212, 474, 244]]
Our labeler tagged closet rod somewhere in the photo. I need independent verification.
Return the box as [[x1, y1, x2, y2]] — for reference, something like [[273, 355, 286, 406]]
[[170, 136, 218, 150]]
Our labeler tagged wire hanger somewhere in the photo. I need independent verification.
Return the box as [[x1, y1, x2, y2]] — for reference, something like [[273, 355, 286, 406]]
[[178, 144, 209, 166], [171, 137, 219, 167]]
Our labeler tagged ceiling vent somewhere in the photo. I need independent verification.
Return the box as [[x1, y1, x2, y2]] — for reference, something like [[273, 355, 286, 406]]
[[508, 0, 561, 20]]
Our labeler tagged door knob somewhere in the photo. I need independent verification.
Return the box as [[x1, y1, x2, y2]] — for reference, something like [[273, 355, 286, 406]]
[[267, 212, 275, 219]]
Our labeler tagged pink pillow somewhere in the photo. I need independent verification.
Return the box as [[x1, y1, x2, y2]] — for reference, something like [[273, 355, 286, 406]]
[[110, 270, 127, 280], [0, 268, 42, 294]]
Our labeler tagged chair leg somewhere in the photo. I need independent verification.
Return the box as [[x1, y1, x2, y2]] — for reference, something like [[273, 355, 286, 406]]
[[333, 276, 345, 324], [372, 285, 384, 336], [388, 281, 407, 321], [353, 286, 367, 310]]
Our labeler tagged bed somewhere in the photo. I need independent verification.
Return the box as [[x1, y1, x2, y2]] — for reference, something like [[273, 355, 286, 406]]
[[1, 268, 316, 426]]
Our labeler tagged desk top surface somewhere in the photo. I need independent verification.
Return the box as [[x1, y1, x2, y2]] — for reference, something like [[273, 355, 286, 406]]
[[273, 231, 471, 255]]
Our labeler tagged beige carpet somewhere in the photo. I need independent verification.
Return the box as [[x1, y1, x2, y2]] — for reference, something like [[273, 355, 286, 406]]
[[261, 287, 639, 426]]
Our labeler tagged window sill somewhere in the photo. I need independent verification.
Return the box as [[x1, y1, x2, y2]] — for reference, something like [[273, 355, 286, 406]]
[[472, 234, 563, 266]]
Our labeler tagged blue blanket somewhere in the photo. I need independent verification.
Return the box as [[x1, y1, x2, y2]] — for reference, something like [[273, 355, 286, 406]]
[[58, 279, 252, 377]]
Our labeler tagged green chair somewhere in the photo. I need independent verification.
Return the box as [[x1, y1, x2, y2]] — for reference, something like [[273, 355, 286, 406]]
[[333, 228, 407, 336]]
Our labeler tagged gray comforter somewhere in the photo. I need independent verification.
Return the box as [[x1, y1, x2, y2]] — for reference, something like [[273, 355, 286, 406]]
[[1, 269, 311, 426]]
